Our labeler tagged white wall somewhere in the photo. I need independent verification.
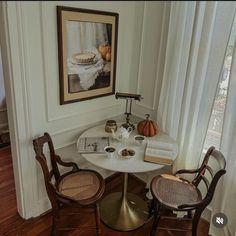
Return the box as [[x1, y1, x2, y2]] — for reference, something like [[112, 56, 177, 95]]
[[0, 1, 167, 218], [0, 48, 8, 131], [22, 1, 140, 147], [130, 2, 170, 121], [0, 48, 6, 109]]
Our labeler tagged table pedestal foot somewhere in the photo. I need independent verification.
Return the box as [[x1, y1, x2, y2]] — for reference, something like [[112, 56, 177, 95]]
[[100, 192, 149, 231]]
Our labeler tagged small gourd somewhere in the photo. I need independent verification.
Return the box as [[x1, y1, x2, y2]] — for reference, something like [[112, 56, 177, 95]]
[[105, 48, 111, 61], [137, 114, 159, 137], [99, 43, 111, 60]]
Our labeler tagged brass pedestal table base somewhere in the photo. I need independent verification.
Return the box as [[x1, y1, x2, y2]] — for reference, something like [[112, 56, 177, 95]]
[[100, 173, 149, 231]]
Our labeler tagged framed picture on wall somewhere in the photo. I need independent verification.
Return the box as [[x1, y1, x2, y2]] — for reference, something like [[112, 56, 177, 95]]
[[57, 6, 119, 104]]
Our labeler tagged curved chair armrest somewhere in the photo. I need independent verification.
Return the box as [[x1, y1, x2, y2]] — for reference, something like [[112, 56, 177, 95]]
[[55, 155, 79, 171], [174, 168, 200, 175]]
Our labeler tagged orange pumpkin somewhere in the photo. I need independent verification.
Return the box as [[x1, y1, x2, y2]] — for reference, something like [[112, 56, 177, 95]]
[[99, 43, 111, 60], [137, 114, 159, 137]]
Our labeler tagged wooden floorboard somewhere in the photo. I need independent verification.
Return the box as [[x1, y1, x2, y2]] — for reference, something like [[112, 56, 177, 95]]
[[0, 146, 210, 235]]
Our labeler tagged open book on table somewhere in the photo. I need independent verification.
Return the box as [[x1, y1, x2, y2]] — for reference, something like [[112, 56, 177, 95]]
[[144, 140, 178, 165], [77, 136, 110, 153]]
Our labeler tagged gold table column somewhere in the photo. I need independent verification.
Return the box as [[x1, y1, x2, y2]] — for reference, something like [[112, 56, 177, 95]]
[[100, 173, 149, 231]]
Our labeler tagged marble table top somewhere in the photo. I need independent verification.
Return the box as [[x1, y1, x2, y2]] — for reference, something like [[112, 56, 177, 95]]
[[77, 123, 178, 173]]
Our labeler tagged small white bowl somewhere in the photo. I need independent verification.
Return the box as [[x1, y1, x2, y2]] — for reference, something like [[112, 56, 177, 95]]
[[104, 146, 116, 158], [134, 135, 146, 145], [118, 147, 135, 159]]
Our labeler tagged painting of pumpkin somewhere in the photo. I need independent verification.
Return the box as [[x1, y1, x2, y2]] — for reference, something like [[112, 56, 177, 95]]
[[99, 43, 111, 61]]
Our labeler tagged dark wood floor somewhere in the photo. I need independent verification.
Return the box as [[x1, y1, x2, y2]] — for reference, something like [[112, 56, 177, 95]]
[[0, 146, 210, 236]]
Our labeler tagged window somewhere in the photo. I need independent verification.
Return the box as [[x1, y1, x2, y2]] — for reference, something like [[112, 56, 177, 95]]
[[203, 16, 236, 154]]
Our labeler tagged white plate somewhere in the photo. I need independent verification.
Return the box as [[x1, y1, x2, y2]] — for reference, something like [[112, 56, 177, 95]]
[[118, 147, 135, 159]]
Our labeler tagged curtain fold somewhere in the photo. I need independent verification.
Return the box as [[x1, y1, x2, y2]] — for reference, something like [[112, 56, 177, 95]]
[[157, 1, 236, 235], [157, 1, 235, 172]]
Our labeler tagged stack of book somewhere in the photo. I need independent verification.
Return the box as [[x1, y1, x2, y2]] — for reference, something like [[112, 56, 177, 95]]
[[144, 140, 178, 165]]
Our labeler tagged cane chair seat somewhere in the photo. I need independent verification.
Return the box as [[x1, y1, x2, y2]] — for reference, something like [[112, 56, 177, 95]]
[[151, 174, 202, 209], [150, 146, 226, 236], [58, 171, 102, 201]]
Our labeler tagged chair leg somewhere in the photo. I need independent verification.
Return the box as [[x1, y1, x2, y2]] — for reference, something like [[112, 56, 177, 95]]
[[150, 201, 161, 236], [51, 228, 56, 236], [148, 198, 156, 216], [51, 211, 57, 236], [95, 203, 101, 236], [192, 210, 202, 236], [187, 210, 192, 219]]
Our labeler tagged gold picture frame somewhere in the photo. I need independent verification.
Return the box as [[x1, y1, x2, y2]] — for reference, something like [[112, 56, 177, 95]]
[[57, 6, 119, 104]]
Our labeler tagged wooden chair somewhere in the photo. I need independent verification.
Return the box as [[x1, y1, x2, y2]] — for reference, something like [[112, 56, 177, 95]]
[[33, 132, 105, 236], [150, 146, 226, 236]]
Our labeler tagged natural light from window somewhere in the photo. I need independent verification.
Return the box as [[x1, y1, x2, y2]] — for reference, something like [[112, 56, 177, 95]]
[[203, 16, 236, 154]]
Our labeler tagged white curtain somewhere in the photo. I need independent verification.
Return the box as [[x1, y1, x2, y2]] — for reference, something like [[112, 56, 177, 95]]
[[157, 1, 236, 172], [66, 21, 108, 59], [157, 1, 236, 235], [209, 32, 236, 236]]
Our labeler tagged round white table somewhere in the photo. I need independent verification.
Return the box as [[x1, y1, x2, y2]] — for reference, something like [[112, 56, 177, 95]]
[[77, 123, 178, 231]]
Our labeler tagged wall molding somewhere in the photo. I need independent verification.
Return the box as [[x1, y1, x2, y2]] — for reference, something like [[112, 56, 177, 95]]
[[136, 2, 168, 111], [47, 103, 121, 123], [0, 1, 40, 218], [136, 2, 145, 105], [152, 1, 169, 111], [14, 2, 40, 218], [50, 113, 124, 150], [39, 2, 54, 123], [136, 2, 154, 110]]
